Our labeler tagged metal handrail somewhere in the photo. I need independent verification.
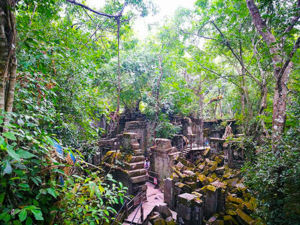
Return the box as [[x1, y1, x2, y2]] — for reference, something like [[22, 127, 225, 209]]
[[130, 202, 143, 225], [111, 199, 128, 225]]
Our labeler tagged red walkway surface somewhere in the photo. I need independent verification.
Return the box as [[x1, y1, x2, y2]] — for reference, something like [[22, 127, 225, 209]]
[[124, 182, 176, 224]]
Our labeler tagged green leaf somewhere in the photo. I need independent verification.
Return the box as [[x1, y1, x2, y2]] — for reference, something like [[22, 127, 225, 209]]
[[0, 194, 4, 205], [33, 199, 39, 206], [7, 147, 21, 161], [12, 209, 21, 215], [19, 183, 30, 189], [3, 160, 12, 175], [13, 220, 22, 225], [0, 212, 7, 220], [4, 214, 11, 222], [103, 210, 109, 216], [19, 210, 27, 222], [99, 185, 105, 193], [32, 210, 43, 221], [26, 217, 33, 225], [3, 132, 17, 140], [90, 186, 95, 198], [16, 150, 35, 159], [30, 177, 39, 186], [45, 136, 54, 146], [23, 205, 38, 211], [47, 188, 57, 198]]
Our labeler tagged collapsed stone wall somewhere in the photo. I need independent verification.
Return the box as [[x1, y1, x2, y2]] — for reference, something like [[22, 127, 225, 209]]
[[124, 121, 150, 155], [164, 148, 261, 225]]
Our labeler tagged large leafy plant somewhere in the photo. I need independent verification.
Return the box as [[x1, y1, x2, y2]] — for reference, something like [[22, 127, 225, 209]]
[[0, 112, 62, 224], [58, 173, 128, 225]]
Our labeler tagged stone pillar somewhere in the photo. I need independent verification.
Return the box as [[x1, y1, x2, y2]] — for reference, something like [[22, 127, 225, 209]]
[[164, 178, 175, 210], [204, 185, 219, 219], [177, 193, 195, 225], [150, 138, 173, 181], [177, 193, 204, 225], [193, 198, 203, 225]]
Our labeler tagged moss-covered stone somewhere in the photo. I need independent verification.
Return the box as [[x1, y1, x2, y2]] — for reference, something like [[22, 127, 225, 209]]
[[153, 218, 166, 225], [165, 217, 175, 225], [203, 147, 211, 157], [178, 193, 195, 206], [224, 215, 239, 225], [225, 209, 237, 215], [185, 181, 197, 190], [198, 174, 206, 182], [208, 173, 217, 180], [227, 195, 244, 204], [178, 157, 195, 168], [236, 209, 254, 225], [207, 177, 214, 184], [102, 151, 122, 164], [198, 162, 206, 170], [207, 185, 217, 192]]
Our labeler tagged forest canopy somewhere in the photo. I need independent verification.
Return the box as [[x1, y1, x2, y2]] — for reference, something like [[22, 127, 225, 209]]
[[0, 0, 299, 224]]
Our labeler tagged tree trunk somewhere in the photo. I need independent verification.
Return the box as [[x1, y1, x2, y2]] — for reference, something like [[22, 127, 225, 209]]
[[259, 79, 267, 114], [0, 0, 17, 118], [115, 18, 121, 134], [246, 0, 299, 146], [272, 63, 292, 143], [153, 55, 163, 140], [240, 89, 245, 115], [196, 78, 204, 146]]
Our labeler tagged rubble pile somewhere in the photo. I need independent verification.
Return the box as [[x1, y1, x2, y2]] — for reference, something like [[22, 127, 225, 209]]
[[164, 148, 263, 225], [145, 205, 176, 225]]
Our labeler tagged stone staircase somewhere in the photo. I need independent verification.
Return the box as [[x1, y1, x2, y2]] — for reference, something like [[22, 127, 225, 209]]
[[122, 133, 148, 194], [181, 147, 190, 157]]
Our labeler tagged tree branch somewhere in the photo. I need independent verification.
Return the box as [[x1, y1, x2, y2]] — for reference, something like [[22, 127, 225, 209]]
[[211, 21, 259, 84], [283, 0, 300, 35], [66, 0, 123, 18], [180, 29, 217, 41], [279, 36, 300, 78]]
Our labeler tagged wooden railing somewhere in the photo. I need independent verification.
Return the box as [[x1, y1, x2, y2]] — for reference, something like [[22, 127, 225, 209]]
[[147, 170, 159, 186], [111, 189, 146, 225]]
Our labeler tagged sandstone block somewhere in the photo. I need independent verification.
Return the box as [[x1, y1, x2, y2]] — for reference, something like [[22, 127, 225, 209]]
[[164, 178, 175, 209], [236, 209, 255, 225], [130, 175, 148, 184], [124, 162, 144, 170]]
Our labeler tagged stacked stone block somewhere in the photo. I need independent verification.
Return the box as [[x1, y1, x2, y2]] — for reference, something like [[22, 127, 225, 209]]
[[122, 132, 148, 194], [164, 149, 259, 224], [177, 193, 203, 225]]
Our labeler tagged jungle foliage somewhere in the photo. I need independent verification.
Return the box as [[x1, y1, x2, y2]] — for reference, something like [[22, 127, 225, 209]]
[[0, 0, 299, 224]]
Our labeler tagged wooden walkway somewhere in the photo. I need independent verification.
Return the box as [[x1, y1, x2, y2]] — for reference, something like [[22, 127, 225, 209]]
[[123, 182, 176, 224]]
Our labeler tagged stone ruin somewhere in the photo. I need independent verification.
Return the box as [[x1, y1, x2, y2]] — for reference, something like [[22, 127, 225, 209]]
[[102, 132, 148, 195], [96, 111, 253, 224], [95, 117, 150, 165], [144, 204, 176, 225], [163, 146, 260, 225]]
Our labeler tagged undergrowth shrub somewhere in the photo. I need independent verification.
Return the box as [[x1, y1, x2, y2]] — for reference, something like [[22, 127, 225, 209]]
[[243, 97, 300, 224], [0, 112, 127, 225]]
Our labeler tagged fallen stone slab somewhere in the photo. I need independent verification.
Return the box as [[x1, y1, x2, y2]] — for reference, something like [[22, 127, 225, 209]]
[[236, 209, 255, 225]]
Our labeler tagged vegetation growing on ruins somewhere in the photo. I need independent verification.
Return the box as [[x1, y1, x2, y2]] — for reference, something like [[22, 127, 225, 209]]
[[0, 0, 299, 224]]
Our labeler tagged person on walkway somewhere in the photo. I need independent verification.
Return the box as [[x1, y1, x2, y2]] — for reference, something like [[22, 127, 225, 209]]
[[144, 157, 150, 170]]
